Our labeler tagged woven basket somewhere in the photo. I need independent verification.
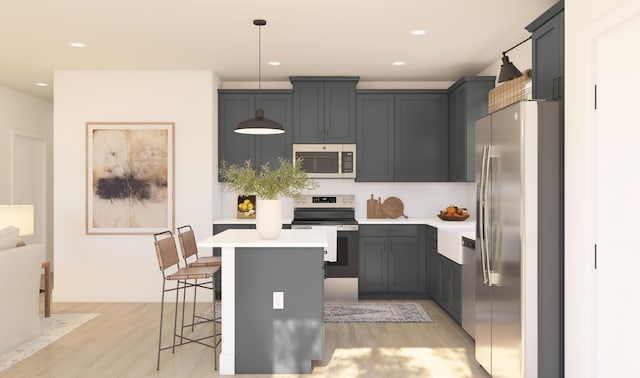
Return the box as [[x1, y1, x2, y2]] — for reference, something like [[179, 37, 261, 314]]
[[488, 69, 532, 113]]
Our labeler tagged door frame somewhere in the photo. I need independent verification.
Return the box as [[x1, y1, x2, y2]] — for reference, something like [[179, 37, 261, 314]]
[[10, 129, 47, 259]]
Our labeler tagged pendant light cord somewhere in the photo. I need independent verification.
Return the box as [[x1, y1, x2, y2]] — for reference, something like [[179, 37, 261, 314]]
[[502, 36, 531, 56], [257, 22, 262, 108]]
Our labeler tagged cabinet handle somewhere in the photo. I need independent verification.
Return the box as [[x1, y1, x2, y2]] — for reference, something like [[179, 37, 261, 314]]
[[552, 77, 559, 100]]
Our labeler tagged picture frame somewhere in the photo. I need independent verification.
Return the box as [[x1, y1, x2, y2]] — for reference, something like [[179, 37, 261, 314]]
[[86, 122, 175, 234]]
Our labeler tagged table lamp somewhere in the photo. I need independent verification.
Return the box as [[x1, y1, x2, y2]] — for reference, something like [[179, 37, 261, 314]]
[[0, 204, 34, 235]]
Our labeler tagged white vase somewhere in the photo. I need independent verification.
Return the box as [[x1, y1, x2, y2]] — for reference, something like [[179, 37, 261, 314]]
[[256, 198, 282, 239]]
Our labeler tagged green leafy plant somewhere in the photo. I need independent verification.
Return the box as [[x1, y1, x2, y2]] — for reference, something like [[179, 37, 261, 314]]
[[219, 157, 319, 200]]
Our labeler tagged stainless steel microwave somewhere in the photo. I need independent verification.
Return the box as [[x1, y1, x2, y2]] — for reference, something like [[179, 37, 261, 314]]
[[293, 144, 356, 179]]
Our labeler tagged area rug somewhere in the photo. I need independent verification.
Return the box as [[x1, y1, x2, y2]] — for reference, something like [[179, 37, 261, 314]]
[[0, 313, 99, 373], [324, 302, 432, 323], [201, 302, 432, 323]]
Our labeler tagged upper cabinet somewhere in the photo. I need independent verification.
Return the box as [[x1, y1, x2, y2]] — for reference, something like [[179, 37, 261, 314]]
[[526, 0, 564, 100], [356, 91, 449, 182], [448, 77, 495, 182], [290, 76, 358, 143], [218, 90, 293, 176]]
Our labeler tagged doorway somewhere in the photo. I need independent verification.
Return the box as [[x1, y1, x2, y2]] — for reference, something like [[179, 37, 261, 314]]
[[11, 130, 47, 261]]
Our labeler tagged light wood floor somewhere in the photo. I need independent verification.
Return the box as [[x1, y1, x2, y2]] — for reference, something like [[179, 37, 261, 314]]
[[1, 299, 490, 378]]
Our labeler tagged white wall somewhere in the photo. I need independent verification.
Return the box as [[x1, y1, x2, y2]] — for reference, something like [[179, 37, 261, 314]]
[[53, 70, 218, 301], [219, 181, 475, 221], [0, 85, 53, 261]]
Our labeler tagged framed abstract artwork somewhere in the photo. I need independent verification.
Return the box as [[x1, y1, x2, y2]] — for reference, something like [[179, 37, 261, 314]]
[[86, 122, 175, 234]]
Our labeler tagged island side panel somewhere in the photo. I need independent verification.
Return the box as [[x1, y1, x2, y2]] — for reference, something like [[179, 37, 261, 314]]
[[234, 247, 324, 374], [219, 245, 236, 375]]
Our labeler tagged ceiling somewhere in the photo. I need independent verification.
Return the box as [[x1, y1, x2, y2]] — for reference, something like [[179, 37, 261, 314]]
[[0, 0, 557, 100]]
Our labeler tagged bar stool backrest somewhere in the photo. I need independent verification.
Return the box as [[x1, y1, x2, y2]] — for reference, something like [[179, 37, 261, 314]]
[[177, 225, 198, 260], [154, 231, 180, 272]]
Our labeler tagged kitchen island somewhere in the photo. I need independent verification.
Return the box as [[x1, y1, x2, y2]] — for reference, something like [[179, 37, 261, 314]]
[[197, 229, 328, 375]]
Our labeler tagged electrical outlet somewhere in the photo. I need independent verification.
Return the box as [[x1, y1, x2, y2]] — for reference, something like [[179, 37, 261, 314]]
[[273, 291, 284, 310]]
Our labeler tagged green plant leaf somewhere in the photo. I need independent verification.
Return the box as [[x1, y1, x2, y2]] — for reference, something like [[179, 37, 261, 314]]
[[218, 157, 319, 200]]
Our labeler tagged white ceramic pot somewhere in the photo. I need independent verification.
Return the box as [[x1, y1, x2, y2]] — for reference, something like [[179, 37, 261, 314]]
[[255, 198, 282, 239]]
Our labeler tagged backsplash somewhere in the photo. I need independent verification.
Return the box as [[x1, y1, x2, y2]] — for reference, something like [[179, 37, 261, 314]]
[[216, 180, 476, 220]]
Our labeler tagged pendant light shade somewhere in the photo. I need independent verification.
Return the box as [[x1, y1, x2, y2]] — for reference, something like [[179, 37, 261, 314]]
[[235, 19, 284, 135], [497, 54, 523, 83], [497, 36, 531, 83], [235, 108, 284, 134]]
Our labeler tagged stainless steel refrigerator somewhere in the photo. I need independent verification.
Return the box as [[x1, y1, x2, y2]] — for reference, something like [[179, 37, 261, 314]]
[[475, 100, 563, 378]]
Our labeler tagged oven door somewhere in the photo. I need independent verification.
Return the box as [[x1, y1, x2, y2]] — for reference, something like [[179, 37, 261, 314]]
[[326, 229, 359, 278]]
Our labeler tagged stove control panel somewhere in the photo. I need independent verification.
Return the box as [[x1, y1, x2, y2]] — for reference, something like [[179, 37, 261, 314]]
[[294, 194, 355, 208]]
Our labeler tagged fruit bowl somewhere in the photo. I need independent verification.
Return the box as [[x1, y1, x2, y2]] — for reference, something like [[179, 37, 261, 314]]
[[438, 205, 469, 221], [437, 213, 470, 221], [237, 195, 256, 219]]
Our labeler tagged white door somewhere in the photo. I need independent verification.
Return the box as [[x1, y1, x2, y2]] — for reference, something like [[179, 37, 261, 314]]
[[12, 131, 46, 259], [589, 3, 640, 376]]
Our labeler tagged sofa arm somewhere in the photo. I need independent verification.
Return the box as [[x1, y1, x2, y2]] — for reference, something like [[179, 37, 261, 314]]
[[0, 243, 43, 353]]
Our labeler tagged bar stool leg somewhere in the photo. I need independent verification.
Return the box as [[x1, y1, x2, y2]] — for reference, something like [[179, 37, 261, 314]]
[[213, 276, 217, 371], [172, 279, 180, 353], [157, 280, 166, 370]]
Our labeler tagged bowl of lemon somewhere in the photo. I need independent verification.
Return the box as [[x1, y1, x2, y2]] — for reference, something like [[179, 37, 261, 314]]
[[237, 195, 256, 219]]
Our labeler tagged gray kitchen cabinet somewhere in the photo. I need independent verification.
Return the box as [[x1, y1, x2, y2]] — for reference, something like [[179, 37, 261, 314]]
[[526, 1, 564, 100], [447, 77, 495, 182], [387, 237, 419, 292], [395, 93, 449, 181], [355, 94, 394, 181], [358, 236, 388, 292], [290, 76, 358, 143], [435, 253, 462, 324], [359, 224, 427, 298], [218, 90, 293, 178], [356, 91, 448, 182], [425, 225, 462, 323], [426, 225, 440, 300]]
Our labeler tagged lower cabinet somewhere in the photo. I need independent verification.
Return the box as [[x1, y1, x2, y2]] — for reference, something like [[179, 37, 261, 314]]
[[426, 225, 462, 324], [359, 224, 427, 298], [426, 226, 440, 299], [438, 255, 462, 323]]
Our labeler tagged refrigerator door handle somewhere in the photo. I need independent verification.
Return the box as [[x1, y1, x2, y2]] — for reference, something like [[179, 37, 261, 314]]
[[483, 145, 493, 286], [479, 145, 489, 285]]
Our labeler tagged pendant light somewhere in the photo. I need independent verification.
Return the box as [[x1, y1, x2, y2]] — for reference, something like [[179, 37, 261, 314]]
[[497, 36, 531, 83], [235, 19, 284, 135]]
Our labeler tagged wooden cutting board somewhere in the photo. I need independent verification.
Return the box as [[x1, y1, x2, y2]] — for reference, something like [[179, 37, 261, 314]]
[[367, 194, 384, 218], [382, 197, 408, 219]]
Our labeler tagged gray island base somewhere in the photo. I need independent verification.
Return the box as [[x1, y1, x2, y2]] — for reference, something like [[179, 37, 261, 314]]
[[198, 229, 328, 375]]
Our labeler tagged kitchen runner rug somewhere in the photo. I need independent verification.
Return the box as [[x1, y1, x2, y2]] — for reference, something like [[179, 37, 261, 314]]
[[0, 313, 99, 373], [201, 302, 432, 323], [324, 302, 432, 323]]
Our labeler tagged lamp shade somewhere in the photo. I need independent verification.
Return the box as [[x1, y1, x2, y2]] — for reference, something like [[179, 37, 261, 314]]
[[0, 205, 34, 236], [497, 55, 524, 83], [235, 108, 285, 135]]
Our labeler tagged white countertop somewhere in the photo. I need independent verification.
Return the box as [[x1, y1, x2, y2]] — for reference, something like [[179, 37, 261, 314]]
[[213, 218, 293, 224], [357, 217, 476, 230], [214, 217, 475, 229], [461, 231, 476, 240], [198, 229, 329, 249]]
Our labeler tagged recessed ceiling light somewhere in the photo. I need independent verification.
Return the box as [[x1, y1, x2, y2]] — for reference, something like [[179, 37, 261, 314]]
[[392, 61, 406, 66], [35, 82, 48, 87], [268, 61, 281, 66], [411, 29, 427, 36], [69, 42, 87, 48]]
